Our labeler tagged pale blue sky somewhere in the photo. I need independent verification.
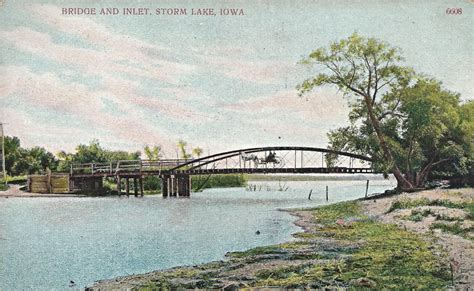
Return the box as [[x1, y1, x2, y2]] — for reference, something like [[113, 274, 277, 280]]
[[0, 0, 472, 157]]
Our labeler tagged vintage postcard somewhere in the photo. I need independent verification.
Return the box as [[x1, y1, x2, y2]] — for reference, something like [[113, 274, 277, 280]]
[[0, 0, 472, 290]]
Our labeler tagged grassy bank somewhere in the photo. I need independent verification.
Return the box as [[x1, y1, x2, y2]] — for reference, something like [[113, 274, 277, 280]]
[[90, 196, 455, 290]]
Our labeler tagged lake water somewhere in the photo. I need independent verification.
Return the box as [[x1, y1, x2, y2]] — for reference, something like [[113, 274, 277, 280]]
[[0, 178, 395, 290]]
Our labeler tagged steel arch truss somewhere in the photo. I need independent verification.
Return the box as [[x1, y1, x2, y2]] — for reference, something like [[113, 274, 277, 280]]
[[169, 146, 373, 175]]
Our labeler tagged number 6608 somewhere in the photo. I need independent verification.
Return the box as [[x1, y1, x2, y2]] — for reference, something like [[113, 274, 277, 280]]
[[446, 8, 463, 15]]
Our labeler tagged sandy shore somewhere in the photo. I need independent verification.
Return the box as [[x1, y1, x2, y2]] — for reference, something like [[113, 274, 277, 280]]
[[87, 188, 473, 290], [0, 184, 87, 198]]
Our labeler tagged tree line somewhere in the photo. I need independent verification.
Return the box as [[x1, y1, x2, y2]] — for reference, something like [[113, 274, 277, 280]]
[[2, 137, 203, 177]]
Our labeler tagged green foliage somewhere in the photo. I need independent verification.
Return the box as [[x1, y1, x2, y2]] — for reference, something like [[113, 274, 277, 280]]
[[407, 209, 435, 222], [143, 145, 162, 160], [298, 33, 473, 188], [143, 176, 161, 192], [56, 139, 140, 171], [72, 139, 140, 164], [227, 245, 285, 258], [192, 174, 247, 191], [2, 136, 58, 175], [387, 197, 473, 215], [177, 139, 191, 159], [312, 201, 361, 224], [253, 201, 451, 289], [0, 183, 8, 191], [387, 197, 431, 212]]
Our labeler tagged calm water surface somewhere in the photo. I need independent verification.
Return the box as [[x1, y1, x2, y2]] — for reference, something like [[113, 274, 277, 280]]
[[0, 179, 395, 290]]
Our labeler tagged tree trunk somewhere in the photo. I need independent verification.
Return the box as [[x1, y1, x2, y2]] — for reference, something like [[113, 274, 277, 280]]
[[362, 95, 414, 190]]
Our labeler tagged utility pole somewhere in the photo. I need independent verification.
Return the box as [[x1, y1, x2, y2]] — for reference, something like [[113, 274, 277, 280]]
[[0, 123, 6, 185]]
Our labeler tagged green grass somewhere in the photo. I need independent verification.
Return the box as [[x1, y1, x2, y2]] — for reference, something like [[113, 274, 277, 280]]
[[388, 198, 474, 217], [253, 201, 452, 289], [431, 222, 474, 240], [137, 200, 453, 289], [0, 175, 27, 185], [227, 245, 286, 258], [311, 200, 361, 224], [0, 183, 8, 191]]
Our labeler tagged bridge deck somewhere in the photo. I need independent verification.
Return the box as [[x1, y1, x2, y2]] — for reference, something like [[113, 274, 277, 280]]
[[70, 167, 374, 179]]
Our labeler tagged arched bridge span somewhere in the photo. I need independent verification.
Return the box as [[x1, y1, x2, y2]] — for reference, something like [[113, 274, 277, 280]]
[[68, 146, 376, 197], [169, 146, 373, 175]]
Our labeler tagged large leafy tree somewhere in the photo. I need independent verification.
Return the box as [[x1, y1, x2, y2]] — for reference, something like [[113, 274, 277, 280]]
[[2, 136, 58, 175], [298, 33, 472, 189]]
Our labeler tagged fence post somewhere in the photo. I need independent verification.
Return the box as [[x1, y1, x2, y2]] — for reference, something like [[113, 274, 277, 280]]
[[326, 185, 328, 201]]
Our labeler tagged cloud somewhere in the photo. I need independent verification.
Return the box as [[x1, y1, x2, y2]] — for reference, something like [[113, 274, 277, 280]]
[[203, 56, 297, 85], [222, 88, 349, 124], [0, 66, 178, 152], [0, 26, 191, 85]]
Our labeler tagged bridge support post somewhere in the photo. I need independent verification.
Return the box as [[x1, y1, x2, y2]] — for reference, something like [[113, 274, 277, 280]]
[[117, 175, 121, 196], [133, 178, 138, 197], [170, 176, 177, 197], [177, 174, 191, 197], [161, 175, 169, 198], [126, 178, 130, 196], [139, 176, 144, 197]]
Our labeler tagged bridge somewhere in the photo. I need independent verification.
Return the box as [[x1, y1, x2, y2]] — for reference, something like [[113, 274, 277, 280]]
[[69, 146, 375, 197]]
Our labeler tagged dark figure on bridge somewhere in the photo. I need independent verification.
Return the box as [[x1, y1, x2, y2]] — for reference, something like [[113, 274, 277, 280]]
[[266, 151, 276, 163]]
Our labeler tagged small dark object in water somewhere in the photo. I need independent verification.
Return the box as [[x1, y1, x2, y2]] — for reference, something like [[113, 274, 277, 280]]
[[255, 230, 261, 235], [69, 280, 76, 287], [373, 199, 376, 203]]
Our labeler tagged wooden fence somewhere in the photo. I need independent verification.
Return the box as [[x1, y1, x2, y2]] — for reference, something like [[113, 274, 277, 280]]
[[27, 171, 70, 194]]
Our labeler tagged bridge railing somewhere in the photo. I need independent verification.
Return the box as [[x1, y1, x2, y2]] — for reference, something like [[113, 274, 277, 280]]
[[70, 159, 195, 176]]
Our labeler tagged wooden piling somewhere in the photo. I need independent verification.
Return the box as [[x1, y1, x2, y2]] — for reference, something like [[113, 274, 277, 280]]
[[139, 176, 144, 197], [326, 185, 328, 201], [133, 178, 138, 197], [365, 180, 370, 198], [161, 176, 168, 198], [117, 175, 121, 196], [125, 178, 130, 196], [308, 189, 312, 200]]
